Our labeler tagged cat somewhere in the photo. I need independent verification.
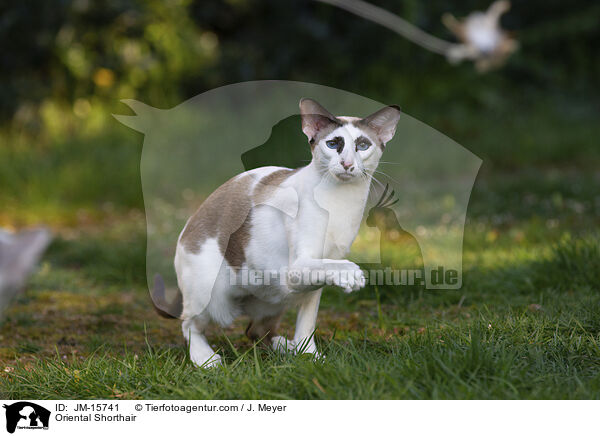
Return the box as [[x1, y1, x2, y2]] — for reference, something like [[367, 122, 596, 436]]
[[152, 98, 401, 367]]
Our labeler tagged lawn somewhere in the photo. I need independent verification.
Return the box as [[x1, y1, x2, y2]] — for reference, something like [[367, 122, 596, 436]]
[[1, 100, 600, 399]]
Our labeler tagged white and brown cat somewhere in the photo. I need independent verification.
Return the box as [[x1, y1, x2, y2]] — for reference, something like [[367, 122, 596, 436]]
[[152, 98, 401, 367]]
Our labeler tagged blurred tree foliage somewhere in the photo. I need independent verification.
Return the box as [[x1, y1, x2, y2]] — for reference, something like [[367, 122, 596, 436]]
[[0, 0, 598, 135], [0, 0, 598, 219]]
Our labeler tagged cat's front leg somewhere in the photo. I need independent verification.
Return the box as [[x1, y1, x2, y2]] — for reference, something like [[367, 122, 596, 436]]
[[287, 258, 366, 294], [271, 289, 323, 359], [292, 288, 322, 357]]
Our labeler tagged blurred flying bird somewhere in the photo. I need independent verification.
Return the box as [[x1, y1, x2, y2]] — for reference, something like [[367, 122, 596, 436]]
[[315, 0, 518, 72], [443, 1, 518, 72]]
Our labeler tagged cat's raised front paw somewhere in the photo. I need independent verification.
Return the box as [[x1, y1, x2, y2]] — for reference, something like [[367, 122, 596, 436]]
[[326, 261, 365, 293]]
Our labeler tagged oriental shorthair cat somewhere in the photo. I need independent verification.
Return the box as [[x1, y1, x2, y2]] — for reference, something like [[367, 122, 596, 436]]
[[152, 98, 401, 367]]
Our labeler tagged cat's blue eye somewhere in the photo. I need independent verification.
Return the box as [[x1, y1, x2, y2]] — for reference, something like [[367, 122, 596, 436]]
[[326, 137, 344, 150], [356, 140, 371, 151]]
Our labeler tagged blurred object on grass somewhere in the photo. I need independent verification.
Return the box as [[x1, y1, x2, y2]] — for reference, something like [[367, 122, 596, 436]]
[[0, 228, 52, 320]]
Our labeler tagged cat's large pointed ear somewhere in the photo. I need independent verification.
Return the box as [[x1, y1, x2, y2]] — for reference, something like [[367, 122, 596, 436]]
[[299, 98, 340, 143], [361, 105, 401, 146]]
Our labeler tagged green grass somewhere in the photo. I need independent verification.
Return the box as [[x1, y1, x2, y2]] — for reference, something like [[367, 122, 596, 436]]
[[5, 317, 600, 400], [2, 164, 600, 399], [1, 95, 600, 399]]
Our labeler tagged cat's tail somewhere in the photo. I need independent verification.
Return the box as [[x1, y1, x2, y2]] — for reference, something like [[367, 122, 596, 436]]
[[151, 274, 183, 319]]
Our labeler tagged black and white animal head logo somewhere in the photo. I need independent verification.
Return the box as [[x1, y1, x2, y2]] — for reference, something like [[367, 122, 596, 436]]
[[3, 402, 50, 433]]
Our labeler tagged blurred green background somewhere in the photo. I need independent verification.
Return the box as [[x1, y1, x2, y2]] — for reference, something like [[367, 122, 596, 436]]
[[2, 0, 600, 399], [1, 0, 599, 225]]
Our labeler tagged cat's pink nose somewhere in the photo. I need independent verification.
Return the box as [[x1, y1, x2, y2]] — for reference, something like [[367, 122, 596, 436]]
[[341, 161, 354, 171]]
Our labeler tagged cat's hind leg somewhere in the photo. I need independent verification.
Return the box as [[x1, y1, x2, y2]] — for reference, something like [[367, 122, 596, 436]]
[[175, 239, 232, 368], [242, 297, 294, 353], [182, 314, 221, 368], [247, 314, 296, 354], [246, 313, 284, 342]]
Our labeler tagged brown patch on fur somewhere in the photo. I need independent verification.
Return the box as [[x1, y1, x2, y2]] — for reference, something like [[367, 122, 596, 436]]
[[180, 168, 300, 269], [222, 209, 252, 268], [352, 120, 385, 150], [180, 174, 253, 268], [353, 105, 401, 150], [253, 168, 299, 204], [309, 122, 342, 151]]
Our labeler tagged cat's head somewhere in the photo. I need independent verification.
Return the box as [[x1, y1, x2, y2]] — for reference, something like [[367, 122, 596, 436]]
[[299, 98, 401, 183]]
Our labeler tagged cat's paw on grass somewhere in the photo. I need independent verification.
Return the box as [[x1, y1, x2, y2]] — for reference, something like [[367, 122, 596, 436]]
[[190, 352, 222, 369], [272, 336, 297, 353], [272, 336, 325, 361]]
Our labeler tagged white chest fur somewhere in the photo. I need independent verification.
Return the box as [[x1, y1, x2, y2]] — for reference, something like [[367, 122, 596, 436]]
[[314, 180, 369, 258]]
